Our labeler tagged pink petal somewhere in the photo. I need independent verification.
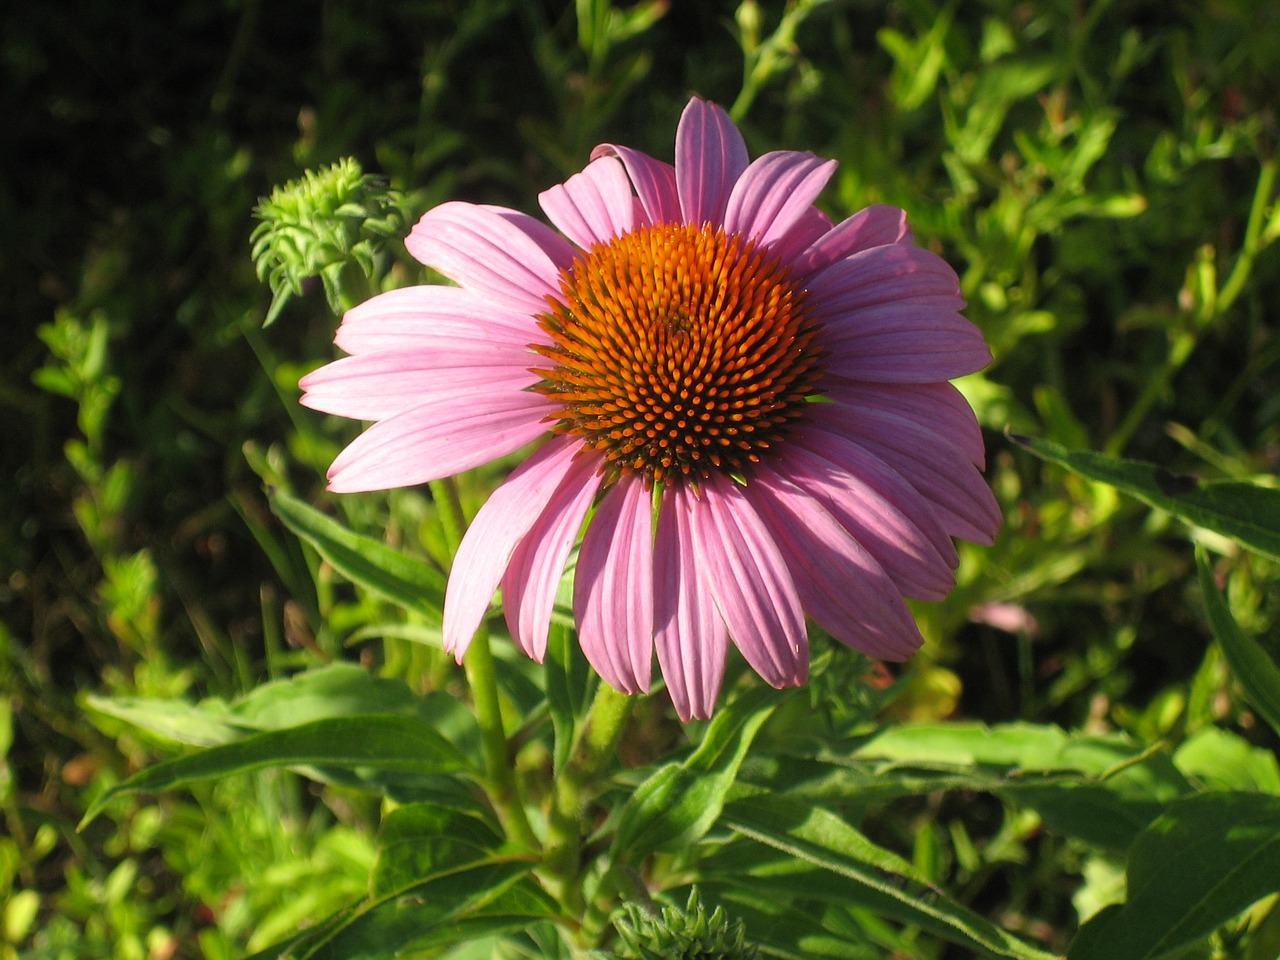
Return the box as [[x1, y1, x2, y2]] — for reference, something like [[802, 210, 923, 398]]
[[748, 466, 925, 660], [794, 204, 912, 276], [590, 143, 680, 225], [807, 243, 963, 315], [538, 156, 636, 250], [723, 150, 837, 249], [786, 430, 958, 601], [822, 381, 985, 468], [766, 205, 834, 266], [574, 474, 654, 695], [654, 483, 728, 721], [676, 98, 749, 227], [501, 450, 603, 662], [690, 473, 807, 688], [325, 389, 555, 493], [821, 305, 993, 382], [406, 202, 576, 314], [300, 349, 540, 421], [442, 437, 586, 659], [334, 286, 541, 355], [811, 403, 1001, 545]]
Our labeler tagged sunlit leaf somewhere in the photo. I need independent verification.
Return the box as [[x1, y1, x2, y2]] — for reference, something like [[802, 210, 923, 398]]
[[612, 686, 780, 860], [720, 796, 1059, 960], [1069, 792, 1280, 960], [83, 715, 471, 825], [270, 489, 446, 623], [372, 802, 503, 897], [1010, 434, 1280, 561]]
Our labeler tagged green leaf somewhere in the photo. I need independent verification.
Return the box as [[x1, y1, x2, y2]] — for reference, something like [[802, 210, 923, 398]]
[[1069, 792, 1280, 960], [1010, 434, 1280, 561], [546, 619, 593, 775], [85, 664, 481, 759], [83, 714, 471, 825], [312, 859, 558, 960], [611, 686, 779, 861], [1198, 548, 1280, 737], [856, 722, 1190, 850], [243, 858, 555, 960], [1173, 727, 1280, 794], [270, 489, 446, 623], [720, 796, 1058, 960], [84, 693, 241, 747], [372, 802, 504, 897]]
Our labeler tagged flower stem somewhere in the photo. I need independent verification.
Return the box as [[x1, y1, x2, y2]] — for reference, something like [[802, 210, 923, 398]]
[[429, 478, 538, 851], [544, 682, 635, 916]]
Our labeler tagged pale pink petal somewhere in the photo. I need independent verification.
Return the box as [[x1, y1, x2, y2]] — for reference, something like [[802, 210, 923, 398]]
[[691, 474, 807, 688], [654, 483, 728, 721], [406, 202, 575, 314], [821, 305, 992, 382], [807, 243, 963, 315], [443, 437, 585, 659], [794, 204, 912, 276], [823, 381, 985, 468], [326, 390, 555, 493], [300, 349, 540, 421], [748, 466, 924, 660], [538, 156, 636, 250], [501, 450, 603, 662], [812, 403, 1001, 545], [590, 144, 680, 225], [676, 98, 749, 227], [334, 286, 541, 355], [723, 151, 837, 248], [574, 474, 654, 695], [766, 205, 833, 266], [786, 430, 958, 601]]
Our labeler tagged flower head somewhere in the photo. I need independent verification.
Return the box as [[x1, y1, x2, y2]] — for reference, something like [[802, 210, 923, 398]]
[[300, 98, 1000, 720]]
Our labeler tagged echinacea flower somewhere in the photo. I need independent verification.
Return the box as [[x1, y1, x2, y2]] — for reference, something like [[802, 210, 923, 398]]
[[300, 97, 1000, 721]]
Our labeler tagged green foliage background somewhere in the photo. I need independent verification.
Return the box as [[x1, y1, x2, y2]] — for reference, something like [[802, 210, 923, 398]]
[[3, 0, 1279, 957]]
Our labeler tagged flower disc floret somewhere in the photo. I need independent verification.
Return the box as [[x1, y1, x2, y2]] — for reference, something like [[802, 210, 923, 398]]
[[532, 222, 824, 486]]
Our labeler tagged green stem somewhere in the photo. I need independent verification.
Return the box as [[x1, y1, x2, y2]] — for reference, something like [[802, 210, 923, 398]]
[[430, 478, 538, 851], [544, 682, 636, 914], [464, 625, 538, 849], [1217, 157, 1276, 315]]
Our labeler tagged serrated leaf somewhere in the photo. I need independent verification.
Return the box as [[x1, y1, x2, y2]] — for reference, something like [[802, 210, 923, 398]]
[[1198, 548, 1280, 737], [270, 490, 445, 623], [1069, 792, 1280, 960], [83, 715, 470, 825], [1010, 434, 1280, 561]]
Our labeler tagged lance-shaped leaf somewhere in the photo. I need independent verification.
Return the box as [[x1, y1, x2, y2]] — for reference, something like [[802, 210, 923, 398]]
[[1069, 792, 1280, 960], [1010, 434, 1280, 561], [83, 714, 470, 825], [721, 795, 1060, 960], [611, 686, 779, 861], [1197, 548, 1280, 737], [270, 489, 446, 624]]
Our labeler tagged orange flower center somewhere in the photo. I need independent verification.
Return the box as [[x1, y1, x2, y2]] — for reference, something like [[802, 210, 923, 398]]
[[532, 222, 824, 486]]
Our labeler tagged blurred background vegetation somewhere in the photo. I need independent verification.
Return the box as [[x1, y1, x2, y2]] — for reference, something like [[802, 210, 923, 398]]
[[3, 0, 1278, 956]]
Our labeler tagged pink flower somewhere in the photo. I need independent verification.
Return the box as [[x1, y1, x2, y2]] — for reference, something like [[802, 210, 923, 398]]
[[300, 98, 1000, 721]]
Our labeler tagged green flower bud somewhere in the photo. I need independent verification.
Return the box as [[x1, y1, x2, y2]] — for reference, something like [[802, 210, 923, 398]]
[[251, 158, 406, 325], [605, 888, 759, 960]]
